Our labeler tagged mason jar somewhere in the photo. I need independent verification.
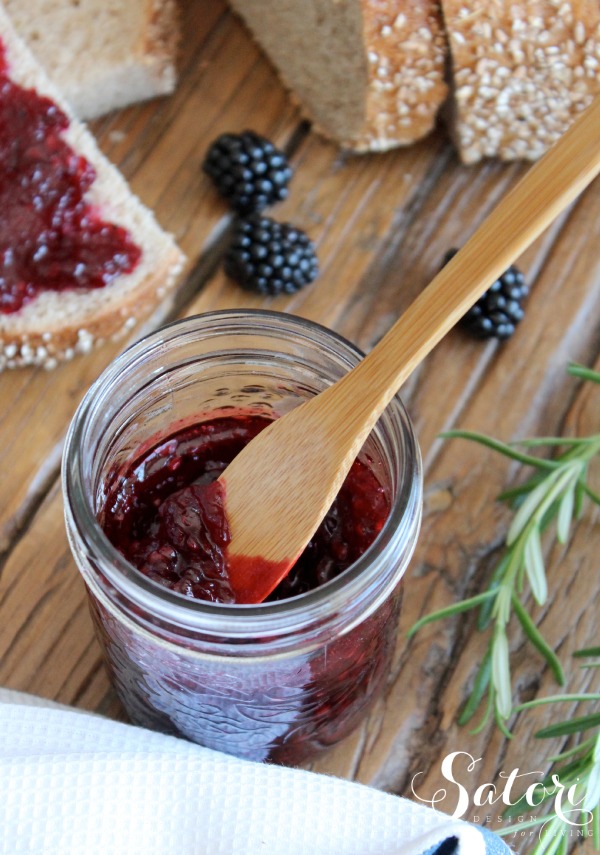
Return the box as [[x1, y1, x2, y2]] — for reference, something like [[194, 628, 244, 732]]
[[62, 310, 422, 764]]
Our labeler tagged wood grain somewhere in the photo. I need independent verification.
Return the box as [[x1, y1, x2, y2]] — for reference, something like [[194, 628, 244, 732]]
[[220, 97, 600, 595], [0, 3, 598, 853]]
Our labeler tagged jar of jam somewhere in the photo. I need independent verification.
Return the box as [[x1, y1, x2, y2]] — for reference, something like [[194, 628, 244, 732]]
[[63, 311, 422, 764]]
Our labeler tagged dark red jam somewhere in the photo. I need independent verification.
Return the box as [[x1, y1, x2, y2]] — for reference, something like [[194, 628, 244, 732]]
[[101, 413, 390, 603], [0, 40, 141, 314]]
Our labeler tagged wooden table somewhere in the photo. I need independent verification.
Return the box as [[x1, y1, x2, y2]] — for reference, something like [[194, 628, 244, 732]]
[[1, 2, 598, 851]]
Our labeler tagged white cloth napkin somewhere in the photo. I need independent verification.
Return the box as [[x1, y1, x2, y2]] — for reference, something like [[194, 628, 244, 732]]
[[0, 688, 510, 855]]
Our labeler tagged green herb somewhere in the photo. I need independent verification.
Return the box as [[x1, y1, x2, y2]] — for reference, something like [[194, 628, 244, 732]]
[[408, 363, 600, 727], [498, 650, 600, 854]]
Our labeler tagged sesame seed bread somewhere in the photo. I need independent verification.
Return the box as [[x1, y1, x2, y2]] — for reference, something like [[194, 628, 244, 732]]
[[228, 0, 448, 152], [442, 0, 600, 163], [4, 0, 179, 120], [0, 4, 185, 371]]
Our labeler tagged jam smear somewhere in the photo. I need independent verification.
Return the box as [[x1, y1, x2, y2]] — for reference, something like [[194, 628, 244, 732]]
[[0, 40, 141, 314], [101, 413, 390, 604]]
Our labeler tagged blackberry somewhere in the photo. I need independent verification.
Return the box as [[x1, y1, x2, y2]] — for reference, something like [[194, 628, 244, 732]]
[[443, 248, 528, 340], [203, 131, 293, 214], [225, 215, 319, 295]]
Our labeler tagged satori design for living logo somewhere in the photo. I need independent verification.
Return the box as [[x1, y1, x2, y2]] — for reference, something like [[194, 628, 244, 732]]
[[411, 752, 593, 840]]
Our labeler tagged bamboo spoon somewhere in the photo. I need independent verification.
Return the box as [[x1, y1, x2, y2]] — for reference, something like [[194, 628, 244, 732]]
[[220, 96, 600, 604]]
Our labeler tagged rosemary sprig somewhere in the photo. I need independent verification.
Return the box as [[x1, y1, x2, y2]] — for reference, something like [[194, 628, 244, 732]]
[[498, 650, 600, 854], [408, 363, 600, 727]]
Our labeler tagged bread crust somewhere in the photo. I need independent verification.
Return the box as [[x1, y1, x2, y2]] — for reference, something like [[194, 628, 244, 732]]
[[442, 0, 600, 163], [0, 4, 185, 370], [355, 0, 448, 151], [141, 0, 180, 87], [230, 0, 448, 152]]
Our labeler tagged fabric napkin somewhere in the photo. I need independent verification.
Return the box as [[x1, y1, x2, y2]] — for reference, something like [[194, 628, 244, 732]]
[[0, 688, 511, 855]]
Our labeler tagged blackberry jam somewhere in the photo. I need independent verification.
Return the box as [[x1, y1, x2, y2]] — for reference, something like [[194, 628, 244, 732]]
[[63, 312, 422, 763], [0, 39, 141, 314], [101, 413, 390, 605]]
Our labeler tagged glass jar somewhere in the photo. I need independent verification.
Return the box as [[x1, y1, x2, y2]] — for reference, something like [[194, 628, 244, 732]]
[[63, 311, 422, 764]]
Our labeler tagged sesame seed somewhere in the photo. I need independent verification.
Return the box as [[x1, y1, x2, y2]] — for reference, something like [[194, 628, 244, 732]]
[[456, 84, 474, 100], [76, 330, 94, 354]]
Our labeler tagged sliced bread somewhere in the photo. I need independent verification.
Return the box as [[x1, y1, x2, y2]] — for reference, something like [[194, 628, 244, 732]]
[[5, 0, 179, 119], [442, 0, 600, 163], [0, 3, 185, 371], [228, 0, 448, 152]]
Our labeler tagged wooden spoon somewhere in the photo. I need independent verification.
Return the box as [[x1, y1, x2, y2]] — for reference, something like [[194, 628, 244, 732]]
[[220, 96, 600, 604]]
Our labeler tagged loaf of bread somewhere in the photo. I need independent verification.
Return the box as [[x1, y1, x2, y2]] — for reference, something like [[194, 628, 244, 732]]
[[229, 0, 599, 161], [442, 0, 600, 162], [228, 0, 448, 152], [0, 3, 185, 370], [5, 0, 179, 119]]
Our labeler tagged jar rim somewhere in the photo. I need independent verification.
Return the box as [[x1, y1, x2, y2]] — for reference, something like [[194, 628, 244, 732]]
[[63, 310, 422, 641]]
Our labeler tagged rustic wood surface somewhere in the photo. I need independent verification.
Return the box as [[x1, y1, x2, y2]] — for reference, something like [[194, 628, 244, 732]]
[[1, 1, 599, 851]]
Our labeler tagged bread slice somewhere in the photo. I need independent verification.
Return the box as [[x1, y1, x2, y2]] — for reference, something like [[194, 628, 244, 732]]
[[0, 3, 185, 371], [228, 0, 448, 152], [442, 0, 600, 163], [4, 0, 179, 119]]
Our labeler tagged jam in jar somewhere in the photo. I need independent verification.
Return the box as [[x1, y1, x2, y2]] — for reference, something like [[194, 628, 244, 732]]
[[100, 413, 391, 605], [63, 311, 422, 763]]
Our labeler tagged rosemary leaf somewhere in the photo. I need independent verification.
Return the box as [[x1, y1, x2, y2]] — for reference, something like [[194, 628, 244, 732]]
[[477, 555, 511, 630], [507, 472, 561, 545], [524, 524, 548, 604], [568, 364, 600, 383], [585, 758, 600, 814], [492, 626, 512, 719], [458, 646, 492, 726], [583, 483, 600, 506], [536, 713, 600, 738], [469, 689, 494, 735], [556, 486, 575, 544], [575, 647, 600, 658], [549, 735, 596, 762], [511, 595, 564, 685], [513, 436, 598, 447], [574, 478, 587, 518], [407, 590, 496, 637], [440, 430, 559, 470], [516, 695, 600, 711]]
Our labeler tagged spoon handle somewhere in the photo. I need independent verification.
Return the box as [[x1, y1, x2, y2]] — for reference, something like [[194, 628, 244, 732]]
[[331, 96, 600, 430], [221, 96, 600, 602]]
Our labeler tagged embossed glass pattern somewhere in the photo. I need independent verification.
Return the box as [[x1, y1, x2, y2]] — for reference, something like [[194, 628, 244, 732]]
[[63, 311, 422, 763]]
